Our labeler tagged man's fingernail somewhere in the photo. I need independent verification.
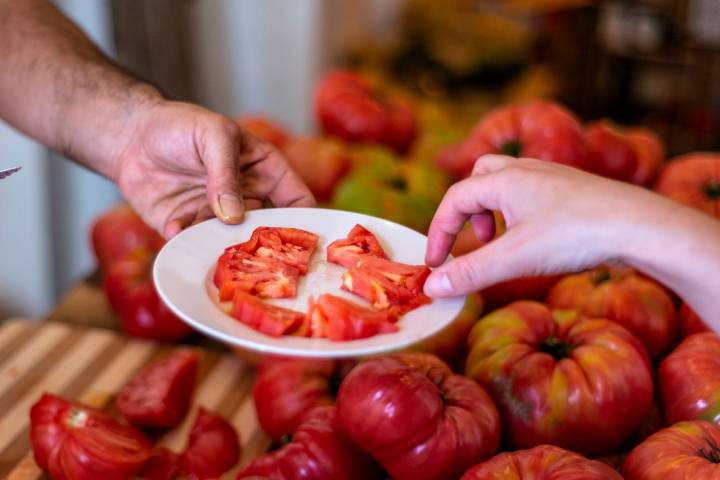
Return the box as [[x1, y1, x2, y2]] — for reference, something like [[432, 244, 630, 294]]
[[217, 193, 245, 222], [425, 272, 452, 297]]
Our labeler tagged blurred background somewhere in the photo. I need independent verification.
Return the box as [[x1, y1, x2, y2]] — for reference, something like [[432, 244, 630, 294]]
[[2, 0, 720, 319]]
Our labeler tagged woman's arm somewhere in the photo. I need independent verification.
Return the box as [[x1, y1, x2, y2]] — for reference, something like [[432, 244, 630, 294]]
[[424, 154, 720, 330]]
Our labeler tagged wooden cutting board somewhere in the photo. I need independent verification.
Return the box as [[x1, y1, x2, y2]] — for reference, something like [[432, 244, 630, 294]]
[[0, 319, 271, 479]]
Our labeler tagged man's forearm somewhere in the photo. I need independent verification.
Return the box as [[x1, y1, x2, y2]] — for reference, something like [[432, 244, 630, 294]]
[[0, 0, 161, 180]]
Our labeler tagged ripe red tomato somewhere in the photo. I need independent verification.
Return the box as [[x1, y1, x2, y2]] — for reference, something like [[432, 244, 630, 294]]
[[315, 70, 417, 154], [253, 357, 351, 441], [435, 100, 587, 179], [481, 275, 560, 311], [304, 294, 398, 340], [326, 224, 387, 268], [104, 249, 193, 341], [680, 302, 710, 338], [465, 301, 653, 455], [546, 267, 677, 361], [90, 204, 165, 273], [232, 291, 306, 337], [626, 126, 665, 186], [623, 420, 720, 479], [214, 248, 300, 300], [284, 136, 352, 203], [584, 121, 639, 181], [658, 332, 720, 426], [178, 407, 241, 478], [461, 445, 623, 480], [139, 448, 180, 480], [656, 152, 720, 218], [30, 393, 151, 480], [236, 114, 290, 150], [116, 350, 198, 429], [337, 353, 501, 480], [237, 405, 381, 480], [341, 256, 431, 315], [235, 227, 319, 274]]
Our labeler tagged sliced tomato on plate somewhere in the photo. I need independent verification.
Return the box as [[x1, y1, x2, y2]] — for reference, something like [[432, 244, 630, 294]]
[[232, 291, 306, 336], [301, 293, 398, 341], [327, 224, 387, 268], [341, 257, 431, 315], [235, 226, 319, 274], [178, 407, 241, 479], [116, 350, 199, 429], [215, 248, 300, 300], [30, 393, 151, 480]]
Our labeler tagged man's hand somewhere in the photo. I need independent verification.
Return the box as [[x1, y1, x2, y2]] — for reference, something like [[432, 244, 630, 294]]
[[115, 101, 315, 238]]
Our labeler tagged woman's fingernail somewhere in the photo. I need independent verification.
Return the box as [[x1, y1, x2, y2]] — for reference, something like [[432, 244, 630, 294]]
[[217, 193, 245, 222], [424, 272, 452, 297]]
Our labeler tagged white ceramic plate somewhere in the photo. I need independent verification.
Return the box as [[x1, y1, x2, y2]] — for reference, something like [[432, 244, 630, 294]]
[[154, 208, 465, 358]]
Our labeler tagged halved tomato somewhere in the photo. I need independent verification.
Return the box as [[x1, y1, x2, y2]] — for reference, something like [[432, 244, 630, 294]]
[[116, 350, 199, 429], [214, 248, 299, 300], [235, 226, 319, 274], [232, 291, 306, 336], [178, 407, 241, 478], [341, 257, 431, 315], [303, 294, 398, 341], [327, 224, 387, 268]]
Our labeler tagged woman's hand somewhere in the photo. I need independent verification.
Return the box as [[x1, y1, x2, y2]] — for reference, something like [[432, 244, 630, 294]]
[[114, 101, 315, 238], [423, 155, 720, 309]]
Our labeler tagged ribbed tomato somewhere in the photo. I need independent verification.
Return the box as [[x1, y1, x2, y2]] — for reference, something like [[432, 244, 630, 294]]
[[680, 302, 710, 338], [626, 126, 665, 186], [623, 421, 720, 480], [658, 332, 720, 426], [337, 353, 500, 480], [465, 301, 653, 455], [461, 445, 623, 480], [546, 267, 677, 361], [584, 120, 639, 181], [178, 407, 241, 478], [656, 152, 720, 218]]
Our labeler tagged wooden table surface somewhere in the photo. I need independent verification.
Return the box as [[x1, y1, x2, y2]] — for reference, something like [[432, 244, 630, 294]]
[[0, 277, 271, 479]]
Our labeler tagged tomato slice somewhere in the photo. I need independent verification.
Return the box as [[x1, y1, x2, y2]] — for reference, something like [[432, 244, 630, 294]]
[[214, 248, 300, 300], [327, 224, 387, 268], [178, 407, 241, 478], [232, 291, 306, 336], [341, 256, 431, 315], [235, 226, 319, 274], [302, 294, 398, 341], [30, 393, 151, 480], [116, 350, 198, 429]]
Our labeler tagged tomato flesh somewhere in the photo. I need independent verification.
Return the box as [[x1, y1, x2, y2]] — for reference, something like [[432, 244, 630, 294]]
[[232, 291, 306, 336], [116, 350, 198, 429], [341, 256, 431, 314], [303, 294, 398, 341], [327, 224, 387, 268], [235, 226, 319, 274], [215, 248, 299, 300]]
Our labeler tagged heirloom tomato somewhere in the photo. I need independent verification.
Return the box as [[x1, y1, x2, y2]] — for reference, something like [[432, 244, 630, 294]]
[[237, 405, 380, 480], [461, 444, 622, 480], [284, 136, 351, 202], [626, 126, 665, 186], [465, 301, 653, 455], [326, 224, 387, 268], [236, 115, 290, 150], [584, 120, 640, 181], [435, 100, 587, 179], [116, 349, 198, 429], [680, 302, 710, 338], [178, 407, 241, 478], [341, 256, 431, 315], [104, 248, 193, 341], [623, 420, 720, 480], [656, 152, 720, 218], [546, 267, 677, 360], [214, 248, 300, 300], [232, 291, 305, 337], [304, 294, 398, 340], [337, 353, 501, 480], [658, 332, 720, 425], [30, 393, 151, 480], [139, 448, 180, 480], [253, 357, 353, 441], [90, 203, 165, 272], [315, 70, 417, 153], [233, 226, 319, 274]]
